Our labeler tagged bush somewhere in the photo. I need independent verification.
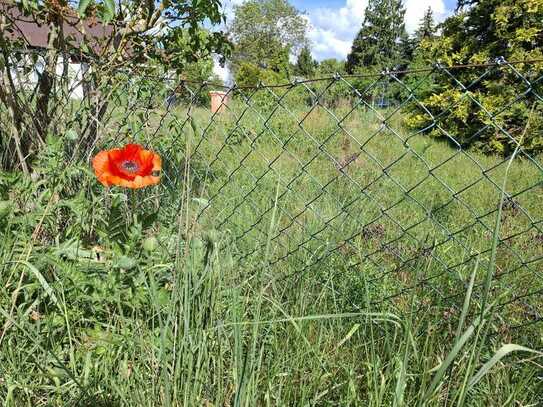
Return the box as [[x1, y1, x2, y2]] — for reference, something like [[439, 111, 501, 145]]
[[233, 62, 288, 110], [404, 0, 543, 155]]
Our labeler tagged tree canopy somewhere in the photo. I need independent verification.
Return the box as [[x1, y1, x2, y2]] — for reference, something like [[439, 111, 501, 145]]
[[414, 7, 437, 43], [228, 0, 308, 76], [0, 0, 230, 172], [295, 46, 317, 77], [406, 0, 543, 154], [346, 0, 409, 74]]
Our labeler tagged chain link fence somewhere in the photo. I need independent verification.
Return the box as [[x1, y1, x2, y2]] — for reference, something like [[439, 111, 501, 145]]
[[1, 52, 542, 343]]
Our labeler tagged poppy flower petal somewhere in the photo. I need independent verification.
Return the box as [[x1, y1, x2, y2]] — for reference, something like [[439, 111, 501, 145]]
[[103, 174, 124, 187], [124, 144, 143, 158], [92, 151, 113, 186], [107, 149, 124, 162], [152, 153, 162, 172], [135, 175, 160, 188], [92, 144, 161, 189], [92, 150, 110, 174], [135, 150, 154, 174]]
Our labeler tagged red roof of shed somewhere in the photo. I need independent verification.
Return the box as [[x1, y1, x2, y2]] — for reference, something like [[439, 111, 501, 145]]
[[1, 1, 115, 55]]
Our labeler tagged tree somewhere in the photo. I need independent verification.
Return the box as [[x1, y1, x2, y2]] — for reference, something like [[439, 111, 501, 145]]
[[407, 7, 439, 73], [414, 7, 437, 43], [317, 59, 347, 75], [0, 0, 229, 172], [406, 0, 543, 154], [295, 46, 317, 77], [229, 0, 308, 77], [156, 27, 229, 74], [346, 0, 409, 74], [172, 55, 222, 106]]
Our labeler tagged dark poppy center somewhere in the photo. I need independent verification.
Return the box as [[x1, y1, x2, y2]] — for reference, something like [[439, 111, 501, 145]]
[[120, 160, 139, 173]]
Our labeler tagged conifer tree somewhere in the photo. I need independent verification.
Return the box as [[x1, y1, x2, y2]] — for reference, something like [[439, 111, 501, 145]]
[[414, 7, 436, 43], [346, 0, 409, 73], [407, 0, 543, 155], [295, 46, 317, 77]]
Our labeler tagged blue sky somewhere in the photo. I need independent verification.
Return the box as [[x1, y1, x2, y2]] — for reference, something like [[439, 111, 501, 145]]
[[222, 0, 457, 61]]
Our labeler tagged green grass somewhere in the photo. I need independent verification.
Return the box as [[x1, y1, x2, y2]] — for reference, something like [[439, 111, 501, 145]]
[[1, 99, 542, 405]]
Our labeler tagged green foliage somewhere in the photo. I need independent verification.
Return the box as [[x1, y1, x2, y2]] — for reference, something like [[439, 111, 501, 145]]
[[233, 62, 288, 109], [166, 56, 222, 106], [406, 0, 543, 154], [1, 102, 542, 404], [2, 0, 543, 399], [0, 0, 230, 173], [153, 27, 231, 74], [345, 0, 413, 106], [414, 6, 437, 43], [317, 58, 346, 75], [234, 62, 286, 87], [295, 46, 317, 78], [229, 0, 308, 76], [346, 0, 409, 73], [305, 59, 352, 107]]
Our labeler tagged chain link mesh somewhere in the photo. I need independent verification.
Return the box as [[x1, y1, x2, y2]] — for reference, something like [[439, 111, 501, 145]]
[[2, 52, 542, 343]]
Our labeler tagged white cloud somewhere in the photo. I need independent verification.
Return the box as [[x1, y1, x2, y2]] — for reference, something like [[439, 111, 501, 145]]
[[307, 0, 368, 61], [308, 28, 352, 61]]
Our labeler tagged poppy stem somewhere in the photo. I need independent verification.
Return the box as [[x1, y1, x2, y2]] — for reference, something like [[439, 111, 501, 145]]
[[130, 189, 136, 217]]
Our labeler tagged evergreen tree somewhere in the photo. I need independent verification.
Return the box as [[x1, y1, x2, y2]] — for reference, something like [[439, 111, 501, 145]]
[[406, 0, 543, 155], [346, 0, 408, 73], [406, 6, 437, 68], [295, 46, 317, 77], [414, 7, 436, 43]]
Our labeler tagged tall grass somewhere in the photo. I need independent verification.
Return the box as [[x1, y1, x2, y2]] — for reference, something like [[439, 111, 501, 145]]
[[0, 101, 542, 405]]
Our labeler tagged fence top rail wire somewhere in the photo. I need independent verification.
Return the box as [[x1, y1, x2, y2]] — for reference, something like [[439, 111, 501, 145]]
[[166, 57, 543, 89], [10, 47, 541, 89]]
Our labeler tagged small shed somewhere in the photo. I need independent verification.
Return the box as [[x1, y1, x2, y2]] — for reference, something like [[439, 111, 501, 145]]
[[209, 90, 229, 114]]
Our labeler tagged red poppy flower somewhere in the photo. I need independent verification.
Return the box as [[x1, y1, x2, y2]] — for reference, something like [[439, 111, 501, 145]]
[[92, 144, 161, 189]]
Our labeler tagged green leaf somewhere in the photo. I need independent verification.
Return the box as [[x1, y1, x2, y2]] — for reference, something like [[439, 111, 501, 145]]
[[468, 344, 543, 389], [0, 200, 13, 220], [103, 194, 129, 246], [47, 366, 69, 379], [19, 261, 60, 308], [142, 236, 158, 252], [422, 317, 481, 401], [102, 0, 115, 22], [65, 129, 79, 141], [190, 116, 201, 139], [455, 261, 478, 342], [394, 356, 407, 407], [336, 323, 360, 349], [54, 239, 97, 261], [78, 0, 92, 17], [114, 255, 137, 270]]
